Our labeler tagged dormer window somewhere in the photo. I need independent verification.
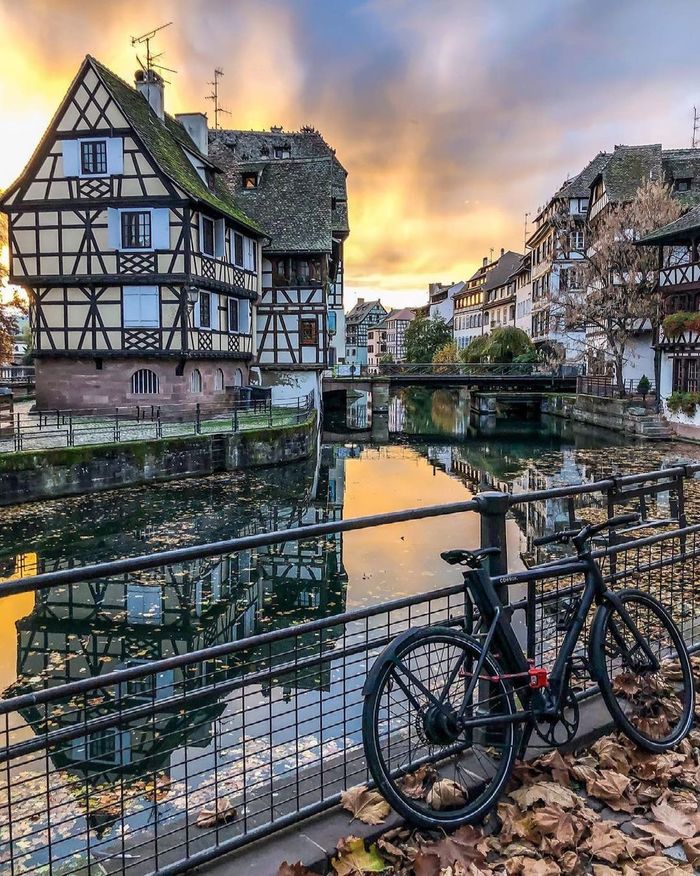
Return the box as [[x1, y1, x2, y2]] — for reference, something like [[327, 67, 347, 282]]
[[81, 140, 107, 175], [205, 168, 216, 190], [675, 178, 692, 193], [274, 147, 290, 159], [242, 172, 258, 189]]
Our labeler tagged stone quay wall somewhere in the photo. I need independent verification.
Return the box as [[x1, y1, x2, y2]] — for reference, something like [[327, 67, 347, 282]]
[[0, 413, 316, 507]]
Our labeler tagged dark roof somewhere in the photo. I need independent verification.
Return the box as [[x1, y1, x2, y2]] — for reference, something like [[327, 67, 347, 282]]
[[87, 58, 262, 235], [346, 299, 386, 325], [637, 205, 700, 245], [373, 307, 416, 328], [595, 145, 663, 203], [483, 251, 523, 291], [557, 152, 611, 199], [209, 128, 349, 253]]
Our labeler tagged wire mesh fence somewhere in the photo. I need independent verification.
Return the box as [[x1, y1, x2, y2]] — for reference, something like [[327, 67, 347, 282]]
[[0, 466, 699, 874]]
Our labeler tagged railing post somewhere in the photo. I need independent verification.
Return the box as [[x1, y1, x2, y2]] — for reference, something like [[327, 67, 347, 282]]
[[114, 408, 120, 442], [195, 402, 201, 435], [474, 490, 509, 589]]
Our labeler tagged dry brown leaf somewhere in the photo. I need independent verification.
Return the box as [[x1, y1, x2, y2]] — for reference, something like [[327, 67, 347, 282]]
[[400, 765, 438, 800], [531, 805, 580, 847], [420, 825, 488, 871], [331, 836, 386, 875], [634, 800, 699, 849], [535, 750, 571, 785], [592, 867, 624, 876], [425, 778, 467, 811], [340, 786, 391, 825], [509, 782, 580, 810], [412, 851, 440, 876], [586, 770, 634, 812], [195, 797, 236, 828], [637, 856, 692, 876], [506, 857, 561, 876], [592, 737, 632, 773], [586, 821, 629, 865], [681, 836, 700, 867], [278, 864, 316, 876]]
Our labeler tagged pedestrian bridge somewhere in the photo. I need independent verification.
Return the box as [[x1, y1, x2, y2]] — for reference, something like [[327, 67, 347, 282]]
[[323, 363, 578, 395]]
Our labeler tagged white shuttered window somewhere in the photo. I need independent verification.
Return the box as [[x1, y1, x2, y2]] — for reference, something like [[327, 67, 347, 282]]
[[123, 286, 160, 327], [62, 138, 123, 177]]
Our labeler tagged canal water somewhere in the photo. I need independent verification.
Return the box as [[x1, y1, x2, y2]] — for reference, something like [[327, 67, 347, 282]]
[[1, 387, 698, 872]]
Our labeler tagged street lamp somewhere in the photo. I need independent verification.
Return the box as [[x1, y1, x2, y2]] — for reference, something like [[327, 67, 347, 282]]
[[186, 286, 199, 306]]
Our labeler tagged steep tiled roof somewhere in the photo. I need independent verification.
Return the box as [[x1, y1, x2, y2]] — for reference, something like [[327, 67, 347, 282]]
[[88, 58, 262, 234], [557, 152, 611, 198], [483, 251, 523, 291], [346, 299, 386, 325], [637, 204, 700, 245], [209, 128, 349, 253], [591, 145, 663, 203]]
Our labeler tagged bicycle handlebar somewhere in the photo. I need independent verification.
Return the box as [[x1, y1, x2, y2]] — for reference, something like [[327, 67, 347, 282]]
[[532, 512, 641, 547]]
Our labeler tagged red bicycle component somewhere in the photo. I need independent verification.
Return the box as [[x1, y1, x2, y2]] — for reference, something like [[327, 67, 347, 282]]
[[528, 666, 549, 689]]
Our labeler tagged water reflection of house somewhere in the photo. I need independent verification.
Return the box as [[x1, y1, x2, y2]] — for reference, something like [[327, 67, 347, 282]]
[[4, 447, 348, 815]]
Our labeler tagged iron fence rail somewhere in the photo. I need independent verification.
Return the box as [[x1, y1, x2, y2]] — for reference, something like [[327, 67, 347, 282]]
[[1, 393, 314, 454], [577, 375, 657, 400], [0, 463, 699, 875]]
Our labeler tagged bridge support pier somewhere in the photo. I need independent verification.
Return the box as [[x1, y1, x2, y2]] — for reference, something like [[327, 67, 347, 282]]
[[370, 379, 390, 416], [370, 412, 389, 444]]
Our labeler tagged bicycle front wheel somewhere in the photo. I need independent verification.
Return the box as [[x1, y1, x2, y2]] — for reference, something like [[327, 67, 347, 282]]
[[362, 627, 521, 829], [590, 589, 695, 752]]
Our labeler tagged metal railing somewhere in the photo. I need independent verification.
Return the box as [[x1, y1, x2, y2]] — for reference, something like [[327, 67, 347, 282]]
[[0, 366, 35, 388], [577, 375, 656, 401], [0, 464, 699, 874], [1, 392, 314, 453], [332, 363, 573, 378]]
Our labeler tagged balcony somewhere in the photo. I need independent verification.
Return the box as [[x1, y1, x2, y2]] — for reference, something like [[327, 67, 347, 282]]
[[660, 261, 700, 290]]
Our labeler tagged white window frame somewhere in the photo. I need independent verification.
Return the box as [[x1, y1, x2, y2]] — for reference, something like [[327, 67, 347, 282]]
[[62, 137, 123, 178], [79, 138, 109, 177]]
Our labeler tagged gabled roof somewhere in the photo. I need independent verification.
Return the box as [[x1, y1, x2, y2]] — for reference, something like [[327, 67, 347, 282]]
[[591, 144, 663, 203], [88, 59, 262, 235], [209, 127, 349, 253], [1, 56, 262, 235], [637, 204, 700, 245], [483, 251, 523, 291], [345, 299, 386, 325], [556, 152, 611, 199], [372, 307, 416, 329]]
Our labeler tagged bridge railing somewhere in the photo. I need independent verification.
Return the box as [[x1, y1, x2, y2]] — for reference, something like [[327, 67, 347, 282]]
[[0, 465, 699, 874], [0, 365, 35, 387], [333, 362, 578, 378]]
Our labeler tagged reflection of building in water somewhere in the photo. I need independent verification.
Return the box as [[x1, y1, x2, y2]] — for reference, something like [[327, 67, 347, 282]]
[[4, 446, 348, 812], [347, 393, 369, 429]]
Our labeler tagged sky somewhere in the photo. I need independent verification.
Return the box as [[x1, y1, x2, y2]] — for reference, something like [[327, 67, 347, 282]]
[[1, 0, 700, 310]]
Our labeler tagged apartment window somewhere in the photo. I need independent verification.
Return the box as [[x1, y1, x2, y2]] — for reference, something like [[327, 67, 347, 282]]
[[228, 298, 239, 332], [130, 369, 159, 395], [121, 211, 151, 249], [81, 139, 107, 175], [190, 368, 202, 393], [234, 232, 244, 266], [201, 217, 215, 256], [301, 318, 317, 346], [199, 291, 211, 328], [579, 198, 589, 213], [674, 178, 692, 193], [242, 172, 258, 189], [569, 231, 584, 251], [673, 358, 699, 393]]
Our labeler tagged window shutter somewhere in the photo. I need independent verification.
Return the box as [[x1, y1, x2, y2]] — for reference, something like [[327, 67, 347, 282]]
[[107, 208, 120, 249], [215, 219, 226, 258], [61, 140, 80, 177], [152, 209, 170, 250], [106, 138, 124, 175], [238, 300, 249, 333], [244, 238, 255, 271], [123, 287, 141, 325], [140, 287, 160, 327]]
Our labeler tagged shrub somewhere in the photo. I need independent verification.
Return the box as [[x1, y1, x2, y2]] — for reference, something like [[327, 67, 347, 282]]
[[662, 311, 700, 337], [667, 391, 700, 416], [636, 374, 651, 399]]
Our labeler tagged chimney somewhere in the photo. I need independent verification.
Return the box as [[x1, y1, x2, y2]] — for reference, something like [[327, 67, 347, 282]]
[[135, 69, 165, 120], [357, 297, 364, 305], [482, 257, 488, 267], [500, 247, 505, 256], [176, 112, 209, 156]]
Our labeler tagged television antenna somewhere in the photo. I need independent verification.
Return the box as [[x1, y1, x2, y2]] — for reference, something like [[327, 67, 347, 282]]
[[206, 68, 231, 129], [693, 106, 700, 149], [523, 211, 530, 250], [131, 22, 177, 81]]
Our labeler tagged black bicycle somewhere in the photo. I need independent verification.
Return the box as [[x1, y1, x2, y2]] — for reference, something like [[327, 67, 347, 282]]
[[362, 512, 695, 829]]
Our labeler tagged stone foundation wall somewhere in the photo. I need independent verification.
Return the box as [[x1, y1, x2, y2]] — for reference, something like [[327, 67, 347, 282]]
[[35, 357, 250, 411], [0, 413, 317, 506]]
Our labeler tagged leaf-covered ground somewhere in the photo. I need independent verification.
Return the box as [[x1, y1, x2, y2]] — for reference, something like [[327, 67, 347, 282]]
[[279, 659, 700, 876]]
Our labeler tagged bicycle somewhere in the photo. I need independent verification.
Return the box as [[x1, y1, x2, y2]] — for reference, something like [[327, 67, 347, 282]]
[[362, 512, 695, 829]]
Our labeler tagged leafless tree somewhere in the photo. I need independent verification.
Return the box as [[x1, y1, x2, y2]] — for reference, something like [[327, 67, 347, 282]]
[[552, 180, 682, 396], [0, 204, 27, 364]]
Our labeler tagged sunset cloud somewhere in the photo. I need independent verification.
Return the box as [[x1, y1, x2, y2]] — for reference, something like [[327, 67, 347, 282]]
[[1, 0, 698, 309]]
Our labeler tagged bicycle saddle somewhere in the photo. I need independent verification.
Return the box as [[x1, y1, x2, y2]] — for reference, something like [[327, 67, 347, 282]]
[[441, 547, 500, 567]]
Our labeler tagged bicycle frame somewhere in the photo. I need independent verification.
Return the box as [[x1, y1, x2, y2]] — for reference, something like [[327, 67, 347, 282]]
[[458, 548, 660, 731]]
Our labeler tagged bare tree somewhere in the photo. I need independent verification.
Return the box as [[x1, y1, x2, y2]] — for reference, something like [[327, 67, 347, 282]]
[[552, 180, 682, 396]]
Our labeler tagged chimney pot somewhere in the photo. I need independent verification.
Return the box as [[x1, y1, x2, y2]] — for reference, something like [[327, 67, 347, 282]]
[[482, 257, 488, 267], [135, 69, 164, 120], [500, 247, 505, 256]]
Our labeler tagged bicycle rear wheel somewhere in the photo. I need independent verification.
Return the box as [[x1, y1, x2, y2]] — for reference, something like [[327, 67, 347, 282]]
[[590, 589, 694, 752], [362, 626, 521, 829]]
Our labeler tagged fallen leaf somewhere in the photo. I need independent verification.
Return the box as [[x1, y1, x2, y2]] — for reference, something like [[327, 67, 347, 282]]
[[400, 764, 438, 799], [509, 782, 580, 810], [592, 867, 623, 876], [586, 770, 634, 812], [331, 836, 386, 875], [195, 798, 236, 828], [421, 825, 488, 871], [411, 852, 440, 876], [586, 821, 628, 865], [681, 836, 700, 867], [340, 786, 391, 825], [425, 778, 467, 811], [637, 856, 693, 876], [278, 864, 316, 876]]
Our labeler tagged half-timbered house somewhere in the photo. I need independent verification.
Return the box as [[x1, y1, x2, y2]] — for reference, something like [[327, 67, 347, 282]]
[[210, 127, 349, 401], [345, 298, 388, 365], [0, 56, 264, 410]]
